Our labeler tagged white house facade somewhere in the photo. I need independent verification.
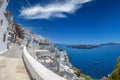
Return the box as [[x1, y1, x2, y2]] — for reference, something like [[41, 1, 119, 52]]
[[0, 0, 9, 52]]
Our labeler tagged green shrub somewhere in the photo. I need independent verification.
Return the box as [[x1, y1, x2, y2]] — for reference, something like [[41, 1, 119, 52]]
[[109, 56, 120, 80], [81, 74, 92, 80], [26, 44, 29, 48]]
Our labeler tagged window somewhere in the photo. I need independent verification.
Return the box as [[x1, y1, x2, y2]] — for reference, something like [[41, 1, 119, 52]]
[[3, 33, 6, 42], [0, 19, 3, 26]]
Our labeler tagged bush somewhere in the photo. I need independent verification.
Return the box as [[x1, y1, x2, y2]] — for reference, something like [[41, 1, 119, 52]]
[[26, 44, 29, 48], [109, 56, 120, 80]]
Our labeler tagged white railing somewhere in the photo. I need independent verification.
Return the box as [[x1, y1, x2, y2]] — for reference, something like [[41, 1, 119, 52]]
[[22, 46, 66, 80]]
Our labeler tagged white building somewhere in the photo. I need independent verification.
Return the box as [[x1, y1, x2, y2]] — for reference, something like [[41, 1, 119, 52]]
[[22, 27, 51, 50], [0, 0, 9, 52]]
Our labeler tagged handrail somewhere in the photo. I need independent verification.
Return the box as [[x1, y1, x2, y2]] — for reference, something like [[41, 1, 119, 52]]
[[22, 46, 66, 80]]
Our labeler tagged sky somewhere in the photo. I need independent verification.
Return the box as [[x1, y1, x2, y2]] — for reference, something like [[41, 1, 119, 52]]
[[7, 0, 120, 44]]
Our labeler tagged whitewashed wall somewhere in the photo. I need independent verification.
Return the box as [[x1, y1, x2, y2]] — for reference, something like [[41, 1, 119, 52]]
[[0, 0, 9, 52]]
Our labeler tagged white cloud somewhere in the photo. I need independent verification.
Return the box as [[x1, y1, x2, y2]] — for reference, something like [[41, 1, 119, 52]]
[[20, 0, 91, 19]]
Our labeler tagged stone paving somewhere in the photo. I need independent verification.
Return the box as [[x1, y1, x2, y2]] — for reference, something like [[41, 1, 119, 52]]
[[0, 46, 30, 80]]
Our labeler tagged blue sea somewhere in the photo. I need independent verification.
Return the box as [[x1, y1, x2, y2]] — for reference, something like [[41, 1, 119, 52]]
[[56, 44, 120, 79]]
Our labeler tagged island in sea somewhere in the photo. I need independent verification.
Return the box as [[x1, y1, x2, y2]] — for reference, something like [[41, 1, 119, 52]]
[[68, 45, 100, 49], [67, 42, 120, 49]]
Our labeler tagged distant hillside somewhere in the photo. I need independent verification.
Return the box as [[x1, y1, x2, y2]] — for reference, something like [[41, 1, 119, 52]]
[[100, 43, 120, 46], [109, 57, 120, 80]]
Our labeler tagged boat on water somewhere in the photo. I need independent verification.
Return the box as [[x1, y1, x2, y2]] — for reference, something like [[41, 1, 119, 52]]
[[94, 61, 99, 64]]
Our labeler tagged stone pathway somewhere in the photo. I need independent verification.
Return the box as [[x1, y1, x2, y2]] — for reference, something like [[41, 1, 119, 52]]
[[0, 46, 30, 80]]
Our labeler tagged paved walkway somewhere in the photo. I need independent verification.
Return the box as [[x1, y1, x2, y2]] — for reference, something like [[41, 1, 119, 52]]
[[0, 46, 30, 80]]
